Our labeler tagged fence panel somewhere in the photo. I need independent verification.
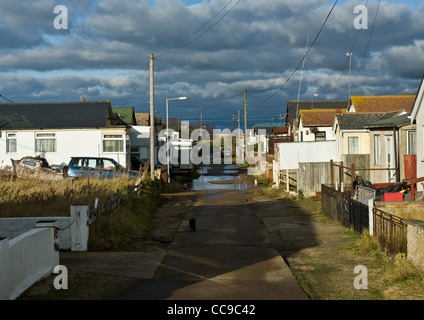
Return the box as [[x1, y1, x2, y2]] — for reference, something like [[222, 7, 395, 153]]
[[321, 184, 351, 227], [348, 199, 369, 233], [373, 207, 407, 255]]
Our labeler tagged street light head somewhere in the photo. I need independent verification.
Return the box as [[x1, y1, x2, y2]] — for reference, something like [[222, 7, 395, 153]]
[[312, 94, 318, 97], [179, 97, 188, 100]]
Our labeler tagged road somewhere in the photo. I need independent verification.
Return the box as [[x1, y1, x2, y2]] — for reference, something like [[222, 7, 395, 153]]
[[106, 163, 308, 300]]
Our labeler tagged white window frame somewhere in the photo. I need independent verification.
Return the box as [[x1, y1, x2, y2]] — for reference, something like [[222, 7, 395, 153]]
[[374, 134, 381, 165], [407, 130, 416, 155], [102, 134, 125, 153], [348, 136, 360, 154], [35, 132, 57, 153], [6, 133, 17, 153]]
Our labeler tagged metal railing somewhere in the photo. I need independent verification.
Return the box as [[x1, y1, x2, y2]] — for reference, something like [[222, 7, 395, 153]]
[[372, 206, 407, 255]]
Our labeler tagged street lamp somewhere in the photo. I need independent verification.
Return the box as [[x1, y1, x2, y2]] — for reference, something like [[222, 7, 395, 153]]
[[311, 93, 318, 108], [166, 96, 187, 183]]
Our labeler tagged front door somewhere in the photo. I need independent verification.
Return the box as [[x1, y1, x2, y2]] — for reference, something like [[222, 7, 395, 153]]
[[385, 135, 394, 182]]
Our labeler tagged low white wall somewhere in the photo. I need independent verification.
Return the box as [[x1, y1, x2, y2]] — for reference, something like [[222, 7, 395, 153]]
[[0, 220, 59, 300], [0, 205, 89, 251], [0, 217, 72, 249]]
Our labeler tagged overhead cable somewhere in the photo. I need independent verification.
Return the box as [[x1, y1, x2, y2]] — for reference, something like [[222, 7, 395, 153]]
[[156, 0, 241, 59], [260, 0, 339, 102]]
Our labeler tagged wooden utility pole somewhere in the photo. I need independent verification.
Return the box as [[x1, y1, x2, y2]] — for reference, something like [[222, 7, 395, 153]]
[[244, 89, 247, 156], [149, 53, 155, 180]]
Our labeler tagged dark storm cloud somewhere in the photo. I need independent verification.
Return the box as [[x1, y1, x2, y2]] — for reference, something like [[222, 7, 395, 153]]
[[0, 0, 423, 127]]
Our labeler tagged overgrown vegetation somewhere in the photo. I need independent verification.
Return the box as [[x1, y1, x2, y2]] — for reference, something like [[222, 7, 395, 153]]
[[88, 181, 162, 251], [0, 173, 164, 251], [0, 175, 144, 217], [347, 230, 424, 299]]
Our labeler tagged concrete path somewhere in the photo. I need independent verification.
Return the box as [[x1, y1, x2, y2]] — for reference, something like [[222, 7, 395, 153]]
[[106, 189, 308, 300]]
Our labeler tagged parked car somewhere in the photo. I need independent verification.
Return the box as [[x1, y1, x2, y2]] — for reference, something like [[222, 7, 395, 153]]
[[63, 157, 140, 179], [131, 154, 145, 172]]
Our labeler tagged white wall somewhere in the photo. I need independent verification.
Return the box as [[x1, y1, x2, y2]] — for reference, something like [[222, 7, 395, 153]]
[[277, 140, 337, 170], [0, 129, 129, 169], [298, 124, 335, 142], [0, 220, 59, 300]]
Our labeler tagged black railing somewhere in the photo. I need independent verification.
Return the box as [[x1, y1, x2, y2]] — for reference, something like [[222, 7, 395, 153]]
[[322, 184, 407, 255]]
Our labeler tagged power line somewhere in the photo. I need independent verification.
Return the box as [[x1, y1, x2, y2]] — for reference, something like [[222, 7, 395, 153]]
[[120, 61, 149, 106], [352, 0, 381, 89], [0, 94, 14, 103], [260, 0, 339, 102], [156, 0, 241, 59]]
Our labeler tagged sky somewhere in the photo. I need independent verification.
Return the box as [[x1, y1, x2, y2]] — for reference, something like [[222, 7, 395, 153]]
[[0, 0, 423, 129]]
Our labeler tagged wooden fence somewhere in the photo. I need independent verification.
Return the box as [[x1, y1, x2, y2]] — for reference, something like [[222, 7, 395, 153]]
[[88, 180, 154, 224]]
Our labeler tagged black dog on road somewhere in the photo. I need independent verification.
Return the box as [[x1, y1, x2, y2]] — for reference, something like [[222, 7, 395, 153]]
[[189, 218, 196, 232]]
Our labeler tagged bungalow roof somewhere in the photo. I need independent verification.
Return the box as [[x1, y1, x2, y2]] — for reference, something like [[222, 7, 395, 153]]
[[0, 101, 119, 130], [135, 113, 150, 126], [349, 95, 415, 113], [299, 109, 344, 127], [364, 112, 411, 129], [335, 113, 386, 130], [286, 100, 349, 125]]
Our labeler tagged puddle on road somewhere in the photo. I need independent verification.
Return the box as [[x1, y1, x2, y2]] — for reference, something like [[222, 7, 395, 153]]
[[190, 166, 251, 191]]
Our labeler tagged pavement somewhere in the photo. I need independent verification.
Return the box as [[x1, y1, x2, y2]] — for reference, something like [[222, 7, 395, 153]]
[[98, 188, 309, 300]]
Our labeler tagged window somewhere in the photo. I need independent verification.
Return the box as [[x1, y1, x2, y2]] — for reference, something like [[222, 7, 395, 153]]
[[6, 133, 17, 153], [348, 136, 359, 154], [407, 130, 416, 154], [103, 134, 124, 152], [315, 131, 326, 141], [36, 133, 56, 152], [374, 134, 381, 165]]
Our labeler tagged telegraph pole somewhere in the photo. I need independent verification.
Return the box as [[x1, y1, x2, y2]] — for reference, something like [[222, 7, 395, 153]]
[[244, 89, 247, 156], [149, 53, 155, 180]]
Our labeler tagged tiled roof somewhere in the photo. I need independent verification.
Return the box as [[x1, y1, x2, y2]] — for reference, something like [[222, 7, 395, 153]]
[[336, 113, 386, 130], [0, 101, 116, 130], [273, 126, 288, 134], [350, 95, 416, 113], [286, 100, 349, 125], [364, 112, 411, 128], [300, 109, 343, 127], [135, 113, 150, 126]]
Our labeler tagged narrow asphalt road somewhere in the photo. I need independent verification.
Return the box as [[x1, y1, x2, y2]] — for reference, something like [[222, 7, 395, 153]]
[[106, 164, 308, 300]]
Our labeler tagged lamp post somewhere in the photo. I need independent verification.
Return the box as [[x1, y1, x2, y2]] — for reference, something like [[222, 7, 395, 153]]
[[311, 93, 318, 108], [166, 96, 187, 183]]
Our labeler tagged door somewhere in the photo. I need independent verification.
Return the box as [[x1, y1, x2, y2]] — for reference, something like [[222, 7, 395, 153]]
[[385, 135, 394, 182]]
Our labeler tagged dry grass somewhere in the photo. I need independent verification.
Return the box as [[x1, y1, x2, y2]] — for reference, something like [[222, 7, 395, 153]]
[[0, 175, 141, 218]]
